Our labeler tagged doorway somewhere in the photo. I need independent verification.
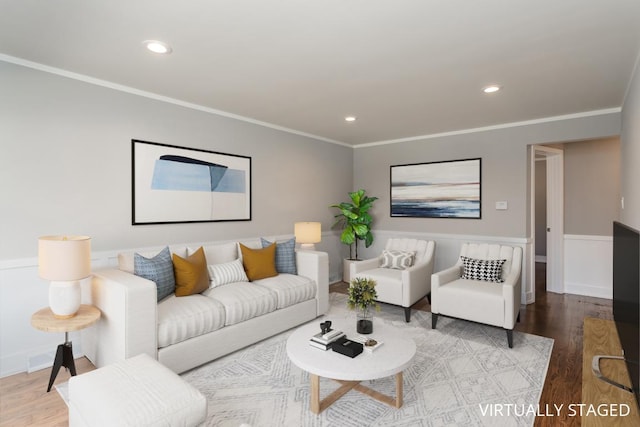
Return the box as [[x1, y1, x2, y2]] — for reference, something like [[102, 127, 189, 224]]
[[530, 145, 564, 302]]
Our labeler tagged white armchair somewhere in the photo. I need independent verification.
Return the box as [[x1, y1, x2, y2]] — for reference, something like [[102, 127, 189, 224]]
[[350, 238, 435, 322], [431, 243, 523, 348]]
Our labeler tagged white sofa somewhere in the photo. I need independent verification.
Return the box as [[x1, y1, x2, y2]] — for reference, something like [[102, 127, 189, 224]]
[[81, 239, 329, 374]]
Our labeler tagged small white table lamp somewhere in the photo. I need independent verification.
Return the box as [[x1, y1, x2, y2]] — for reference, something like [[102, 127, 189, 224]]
[[38, 235, 91, 319], [295, 222, 321, 250]]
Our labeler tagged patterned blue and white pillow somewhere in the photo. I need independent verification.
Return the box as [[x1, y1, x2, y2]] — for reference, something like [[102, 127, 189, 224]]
[[380, 250, 415, 270], [134, 246, 175, 302], [208, 258, 249, 287], [261, 237, 297, 274], [460, 256, 506, 283]]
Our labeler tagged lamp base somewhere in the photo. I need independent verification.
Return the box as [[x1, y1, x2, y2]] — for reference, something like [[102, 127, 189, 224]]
[[49, 281, 81, 318], [299, 243, 316, 251]]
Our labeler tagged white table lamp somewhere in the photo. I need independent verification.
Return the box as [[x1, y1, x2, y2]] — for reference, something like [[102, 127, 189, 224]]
[[295, 222, 321, 250], [38, 235, 91, 319]]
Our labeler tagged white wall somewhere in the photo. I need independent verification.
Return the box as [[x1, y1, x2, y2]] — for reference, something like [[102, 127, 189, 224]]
[[621, 55, 640, 230], [0, 61, 352, 377]]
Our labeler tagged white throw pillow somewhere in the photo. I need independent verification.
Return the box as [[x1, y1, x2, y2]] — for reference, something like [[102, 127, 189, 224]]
[[380, 250, 415, 270], [207, 258, 248, 288]]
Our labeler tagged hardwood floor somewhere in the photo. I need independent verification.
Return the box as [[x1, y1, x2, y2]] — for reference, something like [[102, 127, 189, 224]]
[[0, 263, 612, 426], [0, 357, 94, 426]]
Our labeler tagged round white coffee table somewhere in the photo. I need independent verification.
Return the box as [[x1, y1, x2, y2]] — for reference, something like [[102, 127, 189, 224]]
[[287, 319, 416, 414]]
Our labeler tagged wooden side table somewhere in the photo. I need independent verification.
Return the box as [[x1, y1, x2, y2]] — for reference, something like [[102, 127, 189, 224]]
[[31, 304, 101, 392]]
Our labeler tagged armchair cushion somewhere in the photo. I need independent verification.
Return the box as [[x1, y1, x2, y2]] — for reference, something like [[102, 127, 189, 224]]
[[380, 250, 415, 270], [460, 256, 506, 283]]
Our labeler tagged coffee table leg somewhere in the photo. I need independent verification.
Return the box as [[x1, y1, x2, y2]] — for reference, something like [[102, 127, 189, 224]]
[[395, 372, 403, 408], [310, 374, 320, 414]]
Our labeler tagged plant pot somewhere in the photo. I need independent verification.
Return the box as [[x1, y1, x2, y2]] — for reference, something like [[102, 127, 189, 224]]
[[343, 258, 362, 283], [356, 308, 373, 334]]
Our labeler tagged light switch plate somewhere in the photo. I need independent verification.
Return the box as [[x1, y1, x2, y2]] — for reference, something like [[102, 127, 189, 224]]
[[495, 201, 508, 210]]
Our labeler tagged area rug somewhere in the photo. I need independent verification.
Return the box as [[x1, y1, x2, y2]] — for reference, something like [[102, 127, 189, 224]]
[[182, 293, 553, 427]]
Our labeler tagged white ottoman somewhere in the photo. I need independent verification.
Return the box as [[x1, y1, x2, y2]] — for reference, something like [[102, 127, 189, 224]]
[[68, 353, 207, 426]]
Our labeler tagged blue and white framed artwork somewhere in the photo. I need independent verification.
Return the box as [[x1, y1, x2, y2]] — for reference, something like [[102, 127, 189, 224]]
[[132, 140, 251, 224], [390, 158, 481, 219]]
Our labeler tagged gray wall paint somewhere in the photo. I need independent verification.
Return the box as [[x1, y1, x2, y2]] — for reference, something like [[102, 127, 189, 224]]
[[621, 59, 640, 230], [0, 61, 353, 259], [353, 115, 621, 240], [563, 137, 621, 235]]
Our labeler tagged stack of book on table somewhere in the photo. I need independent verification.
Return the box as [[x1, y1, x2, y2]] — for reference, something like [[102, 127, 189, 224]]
[[309, 329, 345, 350]]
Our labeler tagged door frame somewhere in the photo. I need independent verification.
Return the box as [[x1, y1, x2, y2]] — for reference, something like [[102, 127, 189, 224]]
[[530, 145, 564, 301]]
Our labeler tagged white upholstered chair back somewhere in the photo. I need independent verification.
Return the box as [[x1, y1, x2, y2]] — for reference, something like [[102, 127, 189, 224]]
[[458, 243, 521, 282], [385, 238, 430, 263]]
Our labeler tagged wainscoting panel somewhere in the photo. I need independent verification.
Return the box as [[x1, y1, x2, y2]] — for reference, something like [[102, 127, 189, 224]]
[[564, 234, 612, 299]]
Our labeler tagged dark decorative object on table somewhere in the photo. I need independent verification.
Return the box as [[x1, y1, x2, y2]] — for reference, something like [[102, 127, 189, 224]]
[[331, 336, 363, 358], [347, 277, 380, 334]]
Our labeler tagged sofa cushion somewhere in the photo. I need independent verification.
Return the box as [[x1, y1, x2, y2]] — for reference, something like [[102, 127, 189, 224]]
[[197, 242, 238, 267], [134, 247, 175, 302], [208, 258, 249, 288], [240, 243, 278, 281], [380, 249, 415, 270], [172, 247, 209, 296], [203, 282, 277, 326], [460, 256, 506, 283], [158, 294, 226, 348], [252, 274, 315, 309], [261, 237, 297, 274]]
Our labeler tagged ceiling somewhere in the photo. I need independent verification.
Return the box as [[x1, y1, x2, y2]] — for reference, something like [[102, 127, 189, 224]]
[[1, 0, 640, 146]]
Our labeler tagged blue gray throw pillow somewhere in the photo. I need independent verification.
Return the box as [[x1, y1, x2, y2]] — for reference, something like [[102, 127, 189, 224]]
[[261, 237, 297, 274], [134, 246, 175, 301]]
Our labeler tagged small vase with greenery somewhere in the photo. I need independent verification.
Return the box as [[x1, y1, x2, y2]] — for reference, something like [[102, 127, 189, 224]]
[[330, 189, 378, 261], [347, 277, 380, 334]]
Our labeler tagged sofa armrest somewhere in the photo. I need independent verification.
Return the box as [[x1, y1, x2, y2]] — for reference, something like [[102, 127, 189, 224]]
[[296, 250, 329, 315], [81, 269, 157, 368]]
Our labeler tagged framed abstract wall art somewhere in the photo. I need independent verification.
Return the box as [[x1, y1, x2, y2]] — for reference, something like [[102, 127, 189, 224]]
[[390, 158, 481, 219], [132, 139, 251, 225]]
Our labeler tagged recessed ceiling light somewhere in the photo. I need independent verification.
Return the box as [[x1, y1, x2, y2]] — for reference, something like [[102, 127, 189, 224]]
[[483, 85, 501, 94], [143, 40, 172, 54], [345, 116, 357, 122]]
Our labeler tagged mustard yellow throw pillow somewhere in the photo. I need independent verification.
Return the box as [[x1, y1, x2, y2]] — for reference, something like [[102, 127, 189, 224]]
[[172, 247, 209, 296], [240, 243, 278, 281]]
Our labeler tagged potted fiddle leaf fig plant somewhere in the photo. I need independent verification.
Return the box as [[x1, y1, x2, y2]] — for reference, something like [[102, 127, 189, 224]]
[[347, 277, 380, 334], [330, 189, 378, 261]]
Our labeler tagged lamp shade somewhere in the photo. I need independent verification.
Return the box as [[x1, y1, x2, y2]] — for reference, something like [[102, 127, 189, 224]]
[[38, 235, 91, 281], [294, 222, 321, 244]]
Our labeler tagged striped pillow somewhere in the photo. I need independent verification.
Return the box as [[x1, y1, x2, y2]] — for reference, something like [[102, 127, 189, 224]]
[[207, 258, 248, 288]]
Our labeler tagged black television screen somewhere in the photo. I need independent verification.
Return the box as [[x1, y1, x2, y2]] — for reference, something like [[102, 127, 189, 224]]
[[613, 221, 640, 408]]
